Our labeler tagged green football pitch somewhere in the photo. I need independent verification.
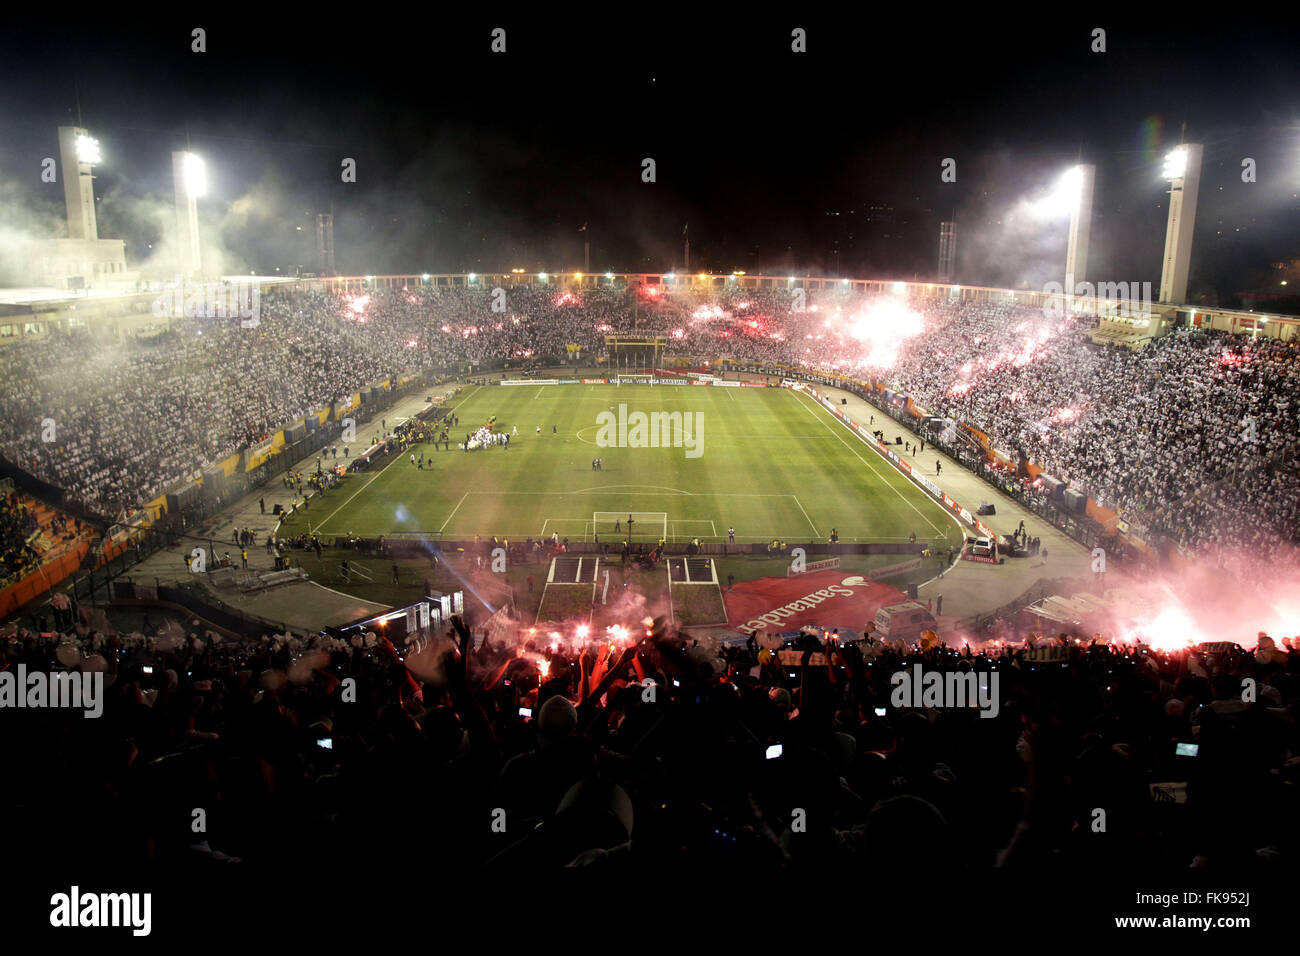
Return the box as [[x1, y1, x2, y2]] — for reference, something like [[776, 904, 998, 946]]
[[290, 384, 964, 548]]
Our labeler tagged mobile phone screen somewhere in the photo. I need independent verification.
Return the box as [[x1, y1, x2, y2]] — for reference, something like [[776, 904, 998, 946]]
[[1175, 742, 1198, 757]]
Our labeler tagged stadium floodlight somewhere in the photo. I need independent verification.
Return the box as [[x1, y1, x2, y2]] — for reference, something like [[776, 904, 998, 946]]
[[665, 273, 675, 280], [1059, 164, 1083, 195], [1030, 165, 1085, 219], [1163, 146, 1188, 181], [171, 150, 205, 274], [180, 152, 207, 197], [59, 126, 102, 240], [575, 272, 582, 278], [422, 273, 430, 280], [605, 271, 613, 279], [1158, 144, 1203, 304], [75, 134, 101, 165], [893, 281, 906, 294], [538, 272, 548, 281], [468, 273, 476, 281]]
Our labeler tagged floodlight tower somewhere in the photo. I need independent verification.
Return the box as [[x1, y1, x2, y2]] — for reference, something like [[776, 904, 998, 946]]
[[1064, 164, 1095, 298], [1158, 144, 1203, 305], [937, 221, 956, 282], [172, 151, 206, 276], [316, 211, 335, 274], [57, 126, 101, 240]]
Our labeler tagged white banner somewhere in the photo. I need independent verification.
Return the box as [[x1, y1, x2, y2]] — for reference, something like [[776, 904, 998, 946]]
[[788, 556, 841, 576], [868, 557, 923, 580], [1024, 644, 1070, 662], [501, 379, 557, 386]]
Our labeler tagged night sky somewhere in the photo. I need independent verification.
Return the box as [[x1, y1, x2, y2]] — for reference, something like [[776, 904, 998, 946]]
[[1, 14, 1297, 301]]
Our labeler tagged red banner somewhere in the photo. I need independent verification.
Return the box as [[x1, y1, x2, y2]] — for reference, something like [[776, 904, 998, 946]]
[[724, 569, 906, 634]]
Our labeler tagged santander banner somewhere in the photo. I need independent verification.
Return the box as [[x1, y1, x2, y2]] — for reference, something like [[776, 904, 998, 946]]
[[723, 569, 906, 634]]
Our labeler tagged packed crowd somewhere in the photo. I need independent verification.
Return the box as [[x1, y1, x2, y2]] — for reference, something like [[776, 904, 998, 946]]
[[0, 492, 40, 586], [877, 302, 1300, 551], [0, 290, 424, 521], [4, 617, 1296, 870]]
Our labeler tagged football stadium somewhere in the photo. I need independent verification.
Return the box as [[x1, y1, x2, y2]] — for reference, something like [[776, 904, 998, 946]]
[[1, 15, 1298, 932]]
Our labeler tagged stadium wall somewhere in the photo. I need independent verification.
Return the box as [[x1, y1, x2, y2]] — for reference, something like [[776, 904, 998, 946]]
[[0, 540, 90, 618]]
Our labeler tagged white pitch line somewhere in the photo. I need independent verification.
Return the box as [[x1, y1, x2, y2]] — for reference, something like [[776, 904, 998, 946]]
[[464, 488, 792, 497], [533, 387, 544, 399], [791, 494, 821, 538], [791, 390, 948, 535], [438, 491, 470, 533], [313, 444, 407, 532]]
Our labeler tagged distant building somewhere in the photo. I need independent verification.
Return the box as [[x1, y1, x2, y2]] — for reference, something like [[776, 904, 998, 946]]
[[19, 237, 131, 290]]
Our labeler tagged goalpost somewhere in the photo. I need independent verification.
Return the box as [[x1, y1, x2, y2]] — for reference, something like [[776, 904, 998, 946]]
[[592, 511, 667, 542], [616, 373, 654, 386]]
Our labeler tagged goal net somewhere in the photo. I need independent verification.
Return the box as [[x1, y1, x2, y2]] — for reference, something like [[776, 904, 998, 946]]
[[592, 511, 667, 542]]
